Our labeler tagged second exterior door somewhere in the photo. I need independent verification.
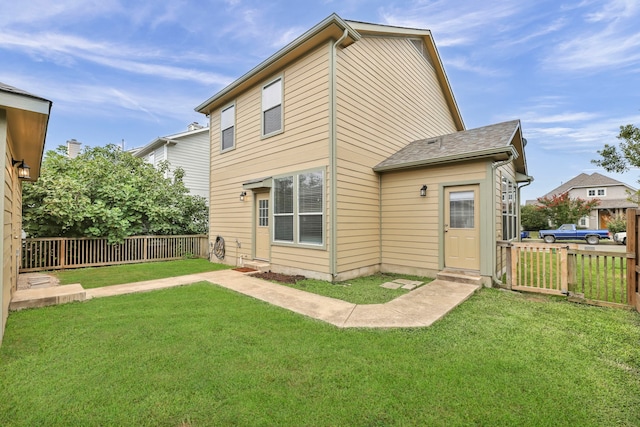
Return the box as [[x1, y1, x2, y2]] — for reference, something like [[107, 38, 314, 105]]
[[444, 185, 480, 271], [255, 193, 270, 260]]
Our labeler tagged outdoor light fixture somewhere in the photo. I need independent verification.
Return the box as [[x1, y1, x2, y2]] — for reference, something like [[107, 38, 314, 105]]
[[240, 191, 247, 201], [12, 159, 31, 180], [420, 185, 427, 197]]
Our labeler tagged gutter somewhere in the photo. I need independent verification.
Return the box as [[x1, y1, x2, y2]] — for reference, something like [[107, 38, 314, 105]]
[[374, 146, 517, 173], [330, 29, 349, 281]]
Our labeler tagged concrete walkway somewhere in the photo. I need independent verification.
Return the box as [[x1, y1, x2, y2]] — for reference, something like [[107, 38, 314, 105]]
[[14, 270, 480, 328]]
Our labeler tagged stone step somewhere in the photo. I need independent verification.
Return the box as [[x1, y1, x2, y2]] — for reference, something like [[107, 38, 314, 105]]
[[436, 270, 483, 286], [10, 284, 86, 311], [242, 260, 271, 273]]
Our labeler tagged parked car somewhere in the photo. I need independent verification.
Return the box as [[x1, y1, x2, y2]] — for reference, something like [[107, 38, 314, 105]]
[[538, 224, 611, 245], [613, 232, 627, 245], [520, 231, 529, 239]]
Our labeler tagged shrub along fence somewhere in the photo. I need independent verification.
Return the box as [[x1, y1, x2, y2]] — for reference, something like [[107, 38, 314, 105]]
[[21, 235, 209, 272]]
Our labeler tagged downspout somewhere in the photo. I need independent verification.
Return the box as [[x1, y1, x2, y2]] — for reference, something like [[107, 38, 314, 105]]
[[491, 154, 514, 287], [330, 29, 349, 281]]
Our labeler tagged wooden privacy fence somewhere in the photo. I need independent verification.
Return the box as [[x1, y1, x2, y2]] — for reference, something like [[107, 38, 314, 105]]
[[496, 241, 635, 309], [21, 235, 209, 272]]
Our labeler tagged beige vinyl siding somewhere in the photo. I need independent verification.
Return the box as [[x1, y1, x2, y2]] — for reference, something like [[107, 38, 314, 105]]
[[209, 43, 332, 276], [380, 161, 487, 275], [1, 134, 19, 343], [335, 35, 458, 274]]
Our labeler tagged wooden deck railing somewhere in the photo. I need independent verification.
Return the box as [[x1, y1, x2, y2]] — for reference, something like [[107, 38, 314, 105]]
[[21, 235, 209, 272], [497, 241, 634, 308]]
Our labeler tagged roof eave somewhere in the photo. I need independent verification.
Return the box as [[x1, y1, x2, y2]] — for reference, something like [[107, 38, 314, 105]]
[[195, 14, 360, 114], [374, 146, 515, 172]]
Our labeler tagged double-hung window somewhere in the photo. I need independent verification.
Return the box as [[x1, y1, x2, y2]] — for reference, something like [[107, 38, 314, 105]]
[[273, 170, 324, 246], [262, 77, 282, 136], [220, 103, 235, 152]]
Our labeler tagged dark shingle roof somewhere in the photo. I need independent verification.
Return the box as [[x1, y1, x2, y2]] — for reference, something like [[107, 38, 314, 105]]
[[0, 82, 50, 103], [374, 120, 520, 171], [542, 172, 635, 198]]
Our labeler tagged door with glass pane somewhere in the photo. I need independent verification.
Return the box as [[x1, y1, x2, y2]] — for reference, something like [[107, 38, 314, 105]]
[[444, 185, 480, 270], [255, 193, 270, 260]]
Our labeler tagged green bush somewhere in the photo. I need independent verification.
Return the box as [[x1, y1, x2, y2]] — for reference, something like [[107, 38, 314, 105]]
[[606, 214, 627, 233]]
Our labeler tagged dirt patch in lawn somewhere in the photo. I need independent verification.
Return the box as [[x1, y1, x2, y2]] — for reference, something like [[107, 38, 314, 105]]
[[252, 272, 306, 284]]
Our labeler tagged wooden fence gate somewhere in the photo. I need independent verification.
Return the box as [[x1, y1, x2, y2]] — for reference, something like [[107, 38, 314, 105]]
[[497, 209, 639, 311]]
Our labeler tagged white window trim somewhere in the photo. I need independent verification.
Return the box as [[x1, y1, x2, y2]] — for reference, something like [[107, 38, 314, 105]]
[[261, 76, 284, 138], [587, 187, 606, 197], [272, 168, 325, 249], [220, 102, 236, 153]]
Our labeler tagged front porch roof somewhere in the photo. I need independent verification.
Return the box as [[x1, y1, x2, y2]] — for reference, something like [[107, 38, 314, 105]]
[[373, 120, 526, 174]]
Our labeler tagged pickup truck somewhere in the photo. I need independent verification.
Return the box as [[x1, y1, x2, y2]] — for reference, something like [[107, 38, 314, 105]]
[[538, 224, 611, 245]]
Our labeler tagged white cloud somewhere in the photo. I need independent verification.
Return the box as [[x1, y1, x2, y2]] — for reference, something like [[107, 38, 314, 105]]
[[0, 31, 233, 85]]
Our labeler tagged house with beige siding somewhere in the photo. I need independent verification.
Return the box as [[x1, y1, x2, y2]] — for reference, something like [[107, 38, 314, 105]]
[[132, 122, 210, 202], [533, 172, 638, 229], [196, 14, 531, 285], [0, 83, 51, 344]]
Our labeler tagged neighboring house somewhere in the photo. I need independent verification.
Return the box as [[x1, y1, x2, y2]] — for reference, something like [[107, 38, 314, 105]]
[[196, 14, 531, 285], [535, 172, 638, 229], [0, 83, 52, 344], [132, 122, 210, 202]]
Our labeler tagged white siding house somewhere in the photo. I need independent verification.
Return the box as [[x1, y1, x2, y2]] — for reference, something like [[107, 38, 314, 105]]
[[133, 123, 210, 202]]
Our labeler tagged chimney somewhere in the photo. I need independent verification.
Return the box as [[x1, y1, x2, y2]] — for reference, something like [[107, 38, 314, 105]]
[[67, 139, 82, 158], [187, 122, 204, 131]]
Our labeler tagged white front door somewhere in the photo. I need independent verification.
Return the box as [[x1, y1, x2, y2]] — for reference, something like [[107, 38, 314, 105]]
[[444, 185, 480, 270]]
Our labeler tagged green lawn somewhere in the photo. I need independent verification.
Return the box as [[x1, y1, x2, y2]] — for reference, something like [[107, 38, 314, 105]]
[[1, 284, 639, 426], [51, 259, 232, 289], [268, 273, 432, 304]]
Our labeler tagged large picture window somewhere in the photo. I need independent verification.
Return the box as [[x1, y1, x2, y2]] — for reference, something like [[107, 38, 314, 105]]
[[273, 170, 324, 246], [220, 104, 235, 152], [262, 78, 282, 136]]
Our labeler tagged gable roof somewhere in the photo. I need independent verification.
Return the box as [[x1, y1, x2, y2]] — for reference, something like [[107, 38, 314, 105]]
[[195, 14, 464, 130], [0, 82, 52, 181], [133, 126, 209, 158], [542, 172, 637, 198], [374, 120, 528, 176]]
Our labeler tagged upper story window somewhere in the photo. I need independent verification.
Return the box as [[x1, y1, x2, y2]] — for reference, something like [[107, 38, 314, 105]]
[[220, 103, 235, 152], [147, 151, 155, 166], [262, 77, 282, 137], [588, 188, 606, 197]]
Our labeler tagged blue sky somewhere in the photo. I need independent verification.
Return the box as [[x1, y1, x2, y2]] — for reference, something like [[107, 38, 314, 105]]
[[2, 0, 639, 202]]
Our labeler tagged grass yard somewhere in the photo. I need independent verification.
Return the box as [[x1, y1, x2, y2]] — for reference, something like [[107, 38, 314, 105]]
[[262, 272, 433, 304], [1, 284, 639, 426], [51, 259, 232, 289]]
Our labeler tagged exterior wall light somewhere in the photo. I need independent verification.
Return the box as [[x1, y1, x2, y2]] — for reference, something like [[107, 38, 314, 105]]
[[12, 159, 31, 180], [240, 191, 247, 201], [420, 185, 427, 197]]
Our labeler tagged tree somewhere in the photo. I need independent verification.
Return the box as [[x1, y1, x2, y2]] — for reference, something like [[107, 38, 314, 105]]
[[520, 204, 548, 231], [592, 123, 640, 204], [23, 144, 208, 242], [535, 193, 599, 228], [592, 124, 640, 173]]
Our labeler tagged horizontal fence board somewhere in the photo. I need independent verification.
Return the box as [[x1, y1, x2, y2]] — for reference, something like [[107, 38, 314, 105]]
[[21, 235, 208, 272]]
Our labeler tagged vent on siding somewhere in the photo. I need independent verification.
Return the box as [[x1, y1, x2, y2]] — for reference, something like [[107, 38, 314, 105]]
[[410, 38, 434, 68]]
